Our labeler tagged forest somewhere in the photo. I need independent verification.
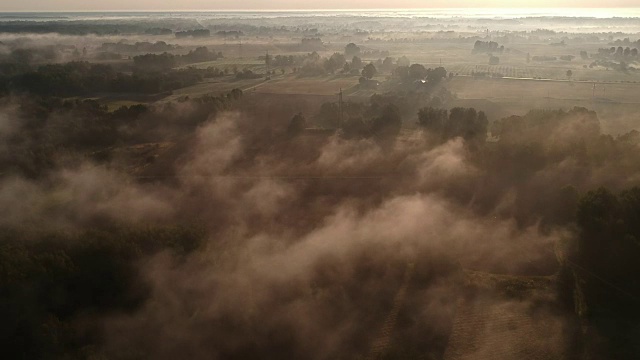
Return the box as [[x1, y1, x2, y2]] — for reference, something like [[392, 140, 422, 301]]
[[2, 8, 640, 360]]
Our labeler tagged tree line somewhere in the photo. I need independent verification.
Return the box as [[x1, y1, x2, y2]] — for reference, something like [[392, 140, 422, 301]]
[[133, 47, 224, 72], [1, 89, 243, 178]]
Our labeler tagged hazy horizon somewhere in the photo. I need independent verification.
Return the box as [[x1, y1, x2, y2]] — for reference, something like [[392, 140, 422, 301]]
[[3, 4, 640, 360], [2, 0, 640, 12], [4, 7, 640, 20]]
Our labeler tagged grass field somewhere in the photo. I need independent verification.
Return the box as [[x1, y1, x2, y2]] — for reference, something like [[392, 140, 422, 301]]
[[163, 77, 265, 100], [444, 63, 640, 82], [253, 75, 360, 95], [373, 40, 640, 82], [446, 76, 640, 134], [90, 38, 640, 136], [447, 76, 640, 103], [179, 57, 266, 71]]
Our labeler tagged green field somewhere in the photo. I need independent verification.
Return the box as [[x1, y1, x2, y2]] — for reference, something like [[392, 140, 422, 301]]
[[254, 75, 360, 95], [447, 76, 640, 103], [163, 77, 265, 100], [446, 76, 640, 134], [179, 57, 270, 73]]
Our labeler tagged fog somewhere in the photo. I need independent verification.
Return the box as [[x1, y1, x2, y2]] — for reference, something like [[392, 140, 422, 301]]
[[2, 1, 639, 11], [0, 102, 609, 358], [2, 8, 640, 360]]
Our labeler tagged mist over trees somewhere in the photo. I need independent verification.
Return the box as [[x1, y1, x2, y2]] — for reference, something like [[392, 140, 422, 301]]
[[2, 9, 640, 360]]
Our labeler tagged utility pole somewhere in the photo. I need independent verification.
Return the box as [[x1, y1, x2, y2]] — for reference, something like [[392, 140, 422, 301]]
[[265, 50, 270, 80], [338, 88, 344, 129]]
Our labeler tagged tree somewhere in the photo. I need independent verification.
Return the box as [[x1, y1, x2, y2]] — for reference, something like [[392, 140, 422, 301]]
[[345, 43, 361, 57], [324, 52, 346, 73], [397, 56, 410, 67], [133, 52, 177, 72], [228, 88, 243, 100], [419, 106, 487, 142], [427, 67, 448, 84], [418, 107, 448, 132], [393, 66, 409, 80], [362, 63, 377, 80], [566, 69, 573, 80], [182, 46, 220, 63], [382, 57, 395, 72], [287, 113, 307, 135], [316, 102, 340, 128], [574, 186, 640, 358], [371, 104, 402, 140], [408, 64, 427, 80], [473, 40, 501, 53], [351, 56, 363, 70]]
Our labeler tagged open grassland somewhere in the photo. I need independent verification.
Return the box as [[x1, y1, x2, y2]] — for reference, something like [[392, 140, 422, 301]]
[[164, 77, 265, 100], [446, 76, 640, 134], [445, 63, 640, 82], [179, 57, 268, 72], [375, 40, 640, 82], [253, 75, 360, 95], [447, 76, 640, 103], [91, 38, 640, 135]]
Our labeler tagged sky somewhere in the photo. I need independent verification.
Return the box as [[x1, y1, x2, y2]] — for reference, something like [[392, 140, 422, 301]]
[[0, 0, 638, 12]]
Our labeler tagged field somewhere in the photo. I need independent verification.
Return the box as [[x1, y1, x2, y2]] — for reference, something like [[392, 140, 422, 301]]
[[179, 57, 269, 72], [10, 9, 640, 359], [376, 40, 640, 82], [443, 271, 564, 360], [101, 37, 640, 136], [445, 63, 640, 82], [447, 76, 640, 103], [446, 76, 640, 134], [164, 77, 265, 100], [253, 75, 360, 95], [171, 39, 640, 134]]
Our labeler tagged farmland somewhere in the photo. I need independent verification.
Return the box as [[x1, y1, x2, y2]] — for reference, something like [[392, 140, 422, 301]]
[[4, 8, 640, 360], [253, 76, 360, 95], [446, 76, 640, 133]]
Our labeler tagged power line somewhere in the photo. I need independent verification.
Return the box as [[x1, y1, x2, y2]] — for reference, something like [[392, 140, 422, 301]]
[[567, 258, 640, 302], [551, 247, 640, 302], [135, 174, 391, 180]]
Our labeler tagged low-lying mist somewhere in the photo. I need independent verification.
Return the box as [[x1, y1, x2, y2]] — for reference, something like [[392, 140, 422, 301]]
[[6, 96, 628, 358]]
